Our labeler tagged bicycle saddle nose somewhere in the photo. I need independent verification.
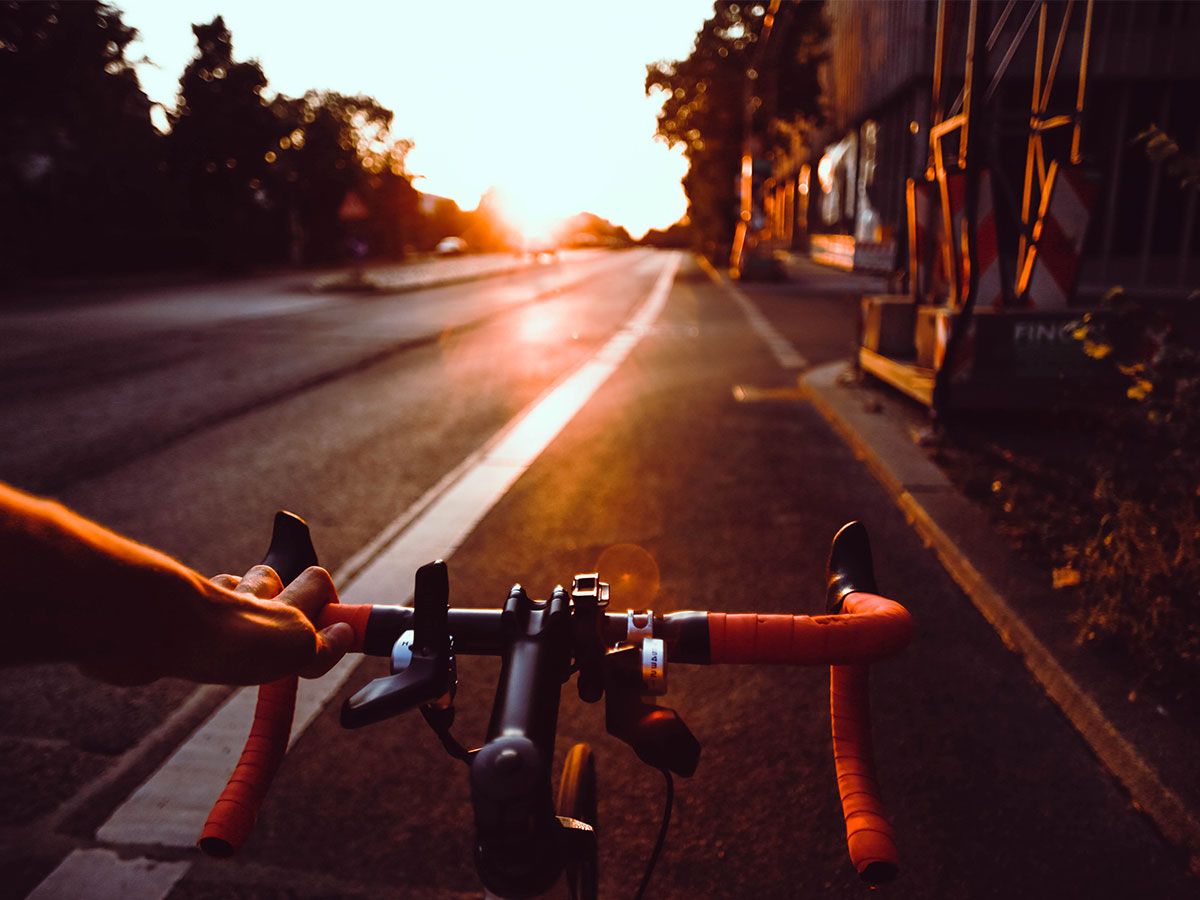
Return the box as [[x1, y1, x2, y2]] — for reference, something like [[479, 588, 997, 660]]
[[826, 521, 878, 613]]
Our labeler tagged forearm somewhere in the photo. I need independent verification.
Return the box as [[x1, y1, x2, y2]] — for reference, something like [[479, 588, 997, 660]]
[[0, 482, 209, 668]]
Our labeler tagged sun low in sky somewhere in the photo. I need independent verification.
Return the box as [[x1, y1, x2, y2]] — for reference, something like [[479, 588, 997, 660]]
[[115, 0, 715, 238]]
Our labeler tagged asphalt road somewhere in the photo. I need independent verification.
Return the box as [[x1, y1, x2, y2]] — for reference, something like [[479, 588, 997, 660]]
[[1, 251, 1195, 898]]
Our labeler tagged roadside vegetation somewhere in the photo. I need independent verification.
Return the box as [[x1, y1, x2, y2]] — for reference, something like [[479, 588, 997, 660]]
[[934, 257, 1199, 701], [644, 1, 826, 261], [1, 2, 633, 281], [1, 3, 426, 275], [1066, 273, 1199, 695]]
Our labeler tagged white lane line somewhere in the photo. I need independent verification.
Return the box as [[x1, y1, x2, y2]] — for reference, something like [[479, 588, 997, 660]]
[[695, 255, 808, 370], [27, 849, 188, 900], [28, 251, 681, 898]]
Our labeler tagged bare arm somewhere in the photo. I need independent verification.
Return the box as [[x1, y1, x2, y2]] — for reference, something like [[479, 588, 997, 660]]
[[0, 482, 352, 685]]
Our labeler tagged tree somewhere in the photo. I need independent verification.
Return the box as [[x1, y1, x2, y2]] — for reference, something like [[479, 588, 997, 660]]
[[640, 219, 693, 249], [0, 1, 161, 277], [166, 16, 288, 268], [646, 1, 826, 260], [1, 7, 418, 277], [556, 212, 633, 247], [414, 195, 467, 251], [270, 91, 414, 263]]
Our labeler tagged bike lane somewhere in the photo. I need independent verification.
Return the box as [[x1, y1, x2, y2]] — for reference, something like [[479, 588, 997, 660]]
[[22, 254, 1196, 898], [4, 253, 669, 898], [180, 254, 1193, 898]]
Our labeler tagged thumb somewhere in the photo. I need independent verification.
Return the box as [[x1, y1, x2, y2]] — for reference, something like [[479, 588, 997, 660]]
[[298, 621, 355, 679]]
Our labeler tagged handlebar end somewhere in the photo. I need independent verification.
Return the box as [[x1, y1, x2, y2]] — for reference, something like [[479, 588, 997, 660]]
[[198, 835, 235, 859], [858, 859, 899, 886], [262, 511, 319, 585], [827, 521, 878, 613]]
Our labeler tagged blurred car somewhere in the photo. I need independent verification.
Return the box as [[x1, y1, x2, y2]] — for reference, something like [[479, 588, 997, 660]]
[[435, 236, 468, 255], [522, 237, 559, 260]]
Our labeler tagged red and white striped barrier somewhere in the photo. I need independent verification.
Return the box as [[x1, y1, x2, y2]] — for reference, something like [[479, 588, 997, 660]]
[[1021, 165, 1096, 309], [944, 170, 1003, 309], [974, 170, 1004, 310]]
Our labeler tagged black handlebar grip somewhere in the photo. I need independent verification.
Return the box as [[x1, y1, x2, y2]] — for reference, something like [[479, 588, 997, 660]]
[[261, 511, 319, 585]]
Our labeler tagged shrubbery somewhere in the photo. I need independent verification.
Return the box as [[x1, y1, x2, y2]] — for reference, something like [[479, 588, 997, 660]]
[[1070, 289, 1199, 688]]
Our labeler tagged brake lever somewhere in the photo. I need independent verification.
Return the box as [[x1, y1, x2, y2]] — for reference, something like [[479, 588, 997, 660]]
[[340, 560, 454, 729], [602, 645, 700, 777]]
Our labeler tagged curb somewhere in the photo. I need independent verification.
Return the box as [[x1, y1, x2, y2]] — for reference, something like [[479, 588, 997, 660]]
[[694, 255, 809, 369], [310, 261, 534, 296], [801, 360, 1200, 877]]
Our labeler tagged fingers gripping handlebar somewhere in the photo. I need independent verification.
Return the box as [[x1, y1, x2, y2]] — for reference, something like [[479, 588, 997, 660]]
[[199, 511, 317, 857], [199, 515, 912, 887]]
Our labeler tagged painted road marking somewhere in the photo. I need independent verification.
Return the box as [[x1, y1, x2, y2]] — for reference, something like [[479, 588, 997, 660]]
[[28, 251, 681, 898], [27, 850, 188, 900], [695, 255, 808, 370]]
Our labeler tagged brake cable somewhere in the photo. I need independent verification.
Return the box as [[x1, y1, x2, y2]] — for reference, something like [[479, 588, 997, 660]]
[[634, 768, 675, 900], [419, 704, 475, 765]]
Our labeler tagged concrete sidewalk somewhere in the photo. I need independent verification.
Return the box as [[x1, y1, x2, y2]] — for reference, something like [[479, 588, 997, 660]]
[[802, 360, 1200, 875], [776, 249, 892, 295]]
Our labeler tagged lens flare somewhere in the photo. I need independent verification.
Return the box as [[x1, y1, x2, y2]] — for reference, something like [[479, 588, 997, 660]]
[[594, 543, 660, 610]]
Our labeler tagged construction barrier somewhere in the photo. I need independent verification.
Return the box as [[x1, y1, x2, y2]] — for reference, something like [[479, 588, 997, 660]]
[[1020, 165, 1097, 309], [810, 234, 856, 271], [810, 234, 897, 274], [974, 170, 1004, 310], [929, 307, 976, 384]]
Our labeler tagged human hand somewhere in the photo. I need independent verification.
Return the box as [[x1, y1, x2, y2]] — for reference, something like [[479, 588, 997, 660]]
[[81, 563, 354, 686], [201, 564, 356, 684]]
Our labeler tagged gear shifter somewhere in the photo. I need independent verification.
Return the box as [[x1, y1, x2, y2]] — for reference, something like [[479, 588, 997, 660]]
[[341, 560, 454, 728]]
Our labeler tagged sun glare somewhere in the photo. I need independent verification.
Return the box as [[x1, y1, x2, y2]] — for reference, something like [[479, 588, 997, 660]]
[[118, 0, 713, 237], [489, 183, 571, 243]]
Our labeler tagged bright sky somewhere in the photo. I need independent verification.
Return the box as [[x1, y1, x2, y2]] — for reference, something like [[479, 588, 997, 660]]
[[114, 0, 714, 238]]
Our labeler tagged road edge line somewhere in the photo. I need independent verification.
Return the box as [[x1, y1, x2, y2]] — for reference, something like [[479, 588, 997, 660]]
[[801, 360, 1200, 876], [694, 254, 808, 369], [23, 251, 684, 899]]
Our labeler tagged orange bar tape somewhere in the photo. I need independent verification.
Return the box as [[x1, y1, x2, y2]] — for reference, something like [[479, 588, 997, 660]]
[[706, 592, 910, 883], [199, 603, 373, 857], [199, 674, 297, 857], [317, 603, 371, 653], [832, 663, 899, 884], [706, 592, 912, 665]]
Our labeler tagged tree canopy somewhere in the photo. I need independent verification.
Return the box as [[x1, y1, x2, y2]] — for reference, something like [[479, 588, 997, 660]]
[[0, 4, 422, 278], [0, 1, 161, 274], [646, 1, 827, 260]]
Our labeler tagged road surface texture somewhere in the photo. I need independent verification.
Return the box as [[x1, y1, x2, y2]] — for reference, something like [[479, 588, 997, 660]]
[[1, 250, 1194, 898]]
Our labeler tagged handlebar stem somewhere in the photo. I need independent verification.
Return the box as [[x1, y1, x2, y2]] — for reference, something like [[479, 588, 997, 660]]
[[469, 584, 574, 899]]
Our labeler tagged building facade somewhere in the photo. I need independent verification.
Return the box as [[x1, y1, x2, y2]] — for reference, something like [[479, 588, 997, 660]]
[[766, 0, 1200, 298]]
